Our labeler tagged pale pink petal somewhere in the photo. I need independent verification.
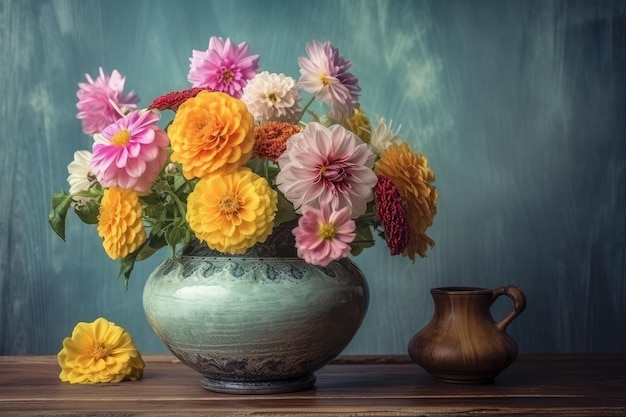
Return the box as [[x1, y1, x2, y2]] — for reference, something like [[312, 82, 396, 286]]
[[276, 122, 377, 218], [297, 40, 360, 121]]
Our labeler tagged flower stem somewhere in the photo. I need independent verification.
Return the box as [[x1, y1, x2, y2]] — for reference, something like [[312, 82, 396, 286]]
[[298, 96, 316, 122], [165, 189, 187, 218]]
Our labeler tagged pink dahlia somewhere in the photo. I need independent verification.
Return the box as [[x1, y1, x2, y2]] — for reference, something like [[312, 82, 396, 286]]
[[76, 68, 139, 135], [188, 36, 260, 99], [374, 176, 410, 256], [276, 122, 377, 218], [298, 40, 360, 121], [293, 205, 356, 267], [91, 110, 169, 193]]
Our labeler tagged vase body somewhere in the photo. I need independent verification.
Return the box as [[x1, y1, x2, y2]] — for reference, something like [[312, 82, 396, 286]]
[[408, 286, 526, 384], [142, 229, 369, 394]]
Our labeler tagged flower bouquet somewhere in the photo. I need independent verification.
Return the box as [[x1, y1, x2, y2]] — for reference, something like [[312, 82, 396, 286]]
[[49, 36, 438, 285]]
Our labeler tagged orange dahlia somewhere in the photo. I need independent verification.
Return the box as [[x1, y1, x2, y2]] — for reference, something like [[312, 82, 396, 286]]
[[97, 186, 146, 259], [168, 91, 255, 179], [186, 167, 278, 254], [375, 142, 438, 261]]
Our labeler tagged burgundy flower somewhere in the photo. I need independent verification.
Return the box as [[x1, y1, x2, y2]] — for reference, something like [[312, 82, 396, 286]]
[[147, 87, 209, 112], [374, 176, 410, 256]]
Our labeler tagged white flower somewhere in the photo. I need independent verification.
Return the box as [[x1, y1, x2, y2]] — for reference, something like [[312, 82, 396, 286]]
[[241, 71, 301, 124], [368, 117, 404, 156], [67, 150, 96, 199]]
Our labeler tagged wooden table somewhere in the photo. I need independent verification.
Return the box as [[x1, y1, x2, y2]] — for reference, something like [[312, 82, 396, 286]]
[[1, 354, 625, 416]]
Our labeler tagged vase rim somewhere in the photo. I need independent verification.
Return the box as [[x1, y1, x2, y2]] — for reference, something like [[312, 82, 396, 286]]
[[431, 286, 492, 295]]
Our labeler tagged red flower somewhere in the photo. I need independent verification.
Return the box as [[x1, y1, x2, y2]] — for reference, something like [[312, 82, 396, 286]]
[[374, 176, 410, 256], [147, 87, 210, 112]]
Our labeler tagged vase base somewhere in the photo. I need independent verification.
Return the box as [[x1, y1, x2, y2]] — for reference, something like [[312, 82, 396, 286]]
[[200, 374, 316, 394]]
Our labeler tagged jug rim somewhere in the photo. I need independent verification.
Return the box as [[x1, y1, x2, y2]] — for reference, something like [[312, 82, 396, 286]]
[[431, 286, 492, 295]]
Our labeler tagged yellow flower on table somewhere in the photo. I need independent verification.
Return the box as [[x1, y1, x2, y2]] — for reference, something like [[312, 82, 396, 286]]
[[57, 317, 144, 384]]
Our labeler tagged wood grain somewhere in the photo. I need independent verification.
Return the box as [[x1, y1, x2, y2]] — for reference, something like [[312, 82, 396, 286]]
[[0, 354, 625, 416]]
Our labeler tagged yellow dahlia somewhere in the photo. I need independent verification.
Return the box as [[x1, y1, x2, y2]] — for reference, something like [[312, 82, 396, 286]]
[[342, 106, 371, 144], [375, 142, 438, 261], [186, 167, 278, 254], [58, 317, 144, 384], [168, 90, 255, 179], [97, 186, 146, 259]]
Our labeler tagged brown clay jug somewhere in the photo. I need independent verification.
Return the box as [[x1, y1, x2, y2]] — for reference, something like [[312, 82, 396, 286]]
[[408, 286, 526, 384]]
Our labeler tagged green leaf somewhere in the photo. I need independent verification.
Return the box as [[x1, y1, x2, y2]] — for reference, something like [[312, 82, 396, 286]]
[[350, 222, 375, 256], [165, 226, 184, 249], [136, 233, 168, 261], [118, 247, 142, 290], [274, 193, 298, 226], [73, 198, 100, 224], [140, 193, 161, 206], [150, 221, 163, 236], [245, 158, 265, 176], [48, 191, 73, 241], [266, 165, 280, 179], [173, 172, 187, 191]]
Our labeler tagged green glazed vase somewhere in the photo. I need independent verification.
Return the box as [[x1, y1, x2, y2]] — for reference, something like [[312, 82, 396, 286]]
[[142, 225, 369, 394]]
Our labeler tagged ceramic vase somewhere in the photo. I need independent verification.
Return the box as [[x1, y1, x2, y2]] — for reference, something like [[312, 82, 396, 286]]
[[408, 286, 526, 384], [142, 225, 369, 394]]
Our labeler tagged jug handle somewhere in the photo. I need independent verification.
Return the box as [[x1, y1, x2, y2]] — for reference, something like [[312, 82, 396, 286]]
[[491, 285, 526, 332]]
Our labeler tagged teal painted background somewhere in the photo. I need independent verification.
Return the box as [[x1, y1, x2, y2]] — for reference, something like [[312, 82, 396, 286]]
[[1, 0, 625, 355]]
